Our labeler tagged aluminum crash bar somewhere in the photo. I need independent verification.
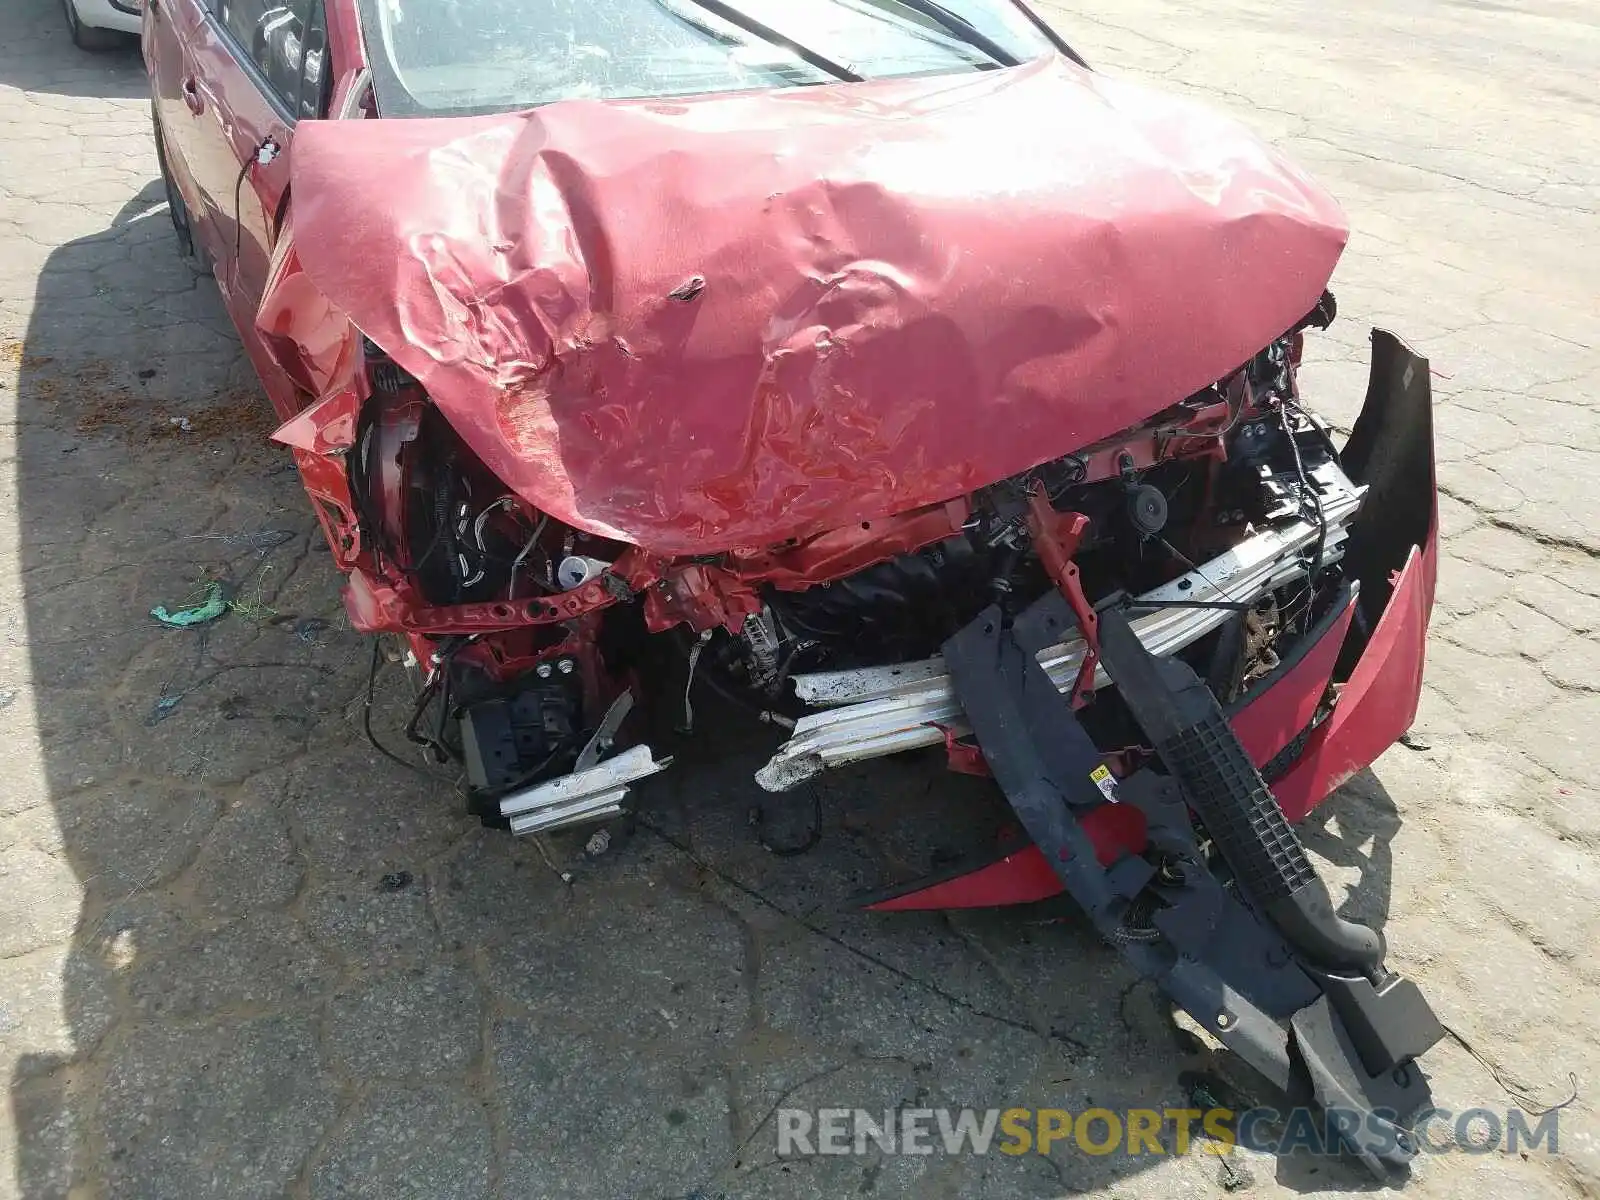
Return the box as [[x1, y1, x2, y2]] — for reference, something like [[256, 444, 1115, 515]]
[[756, 459, 1365, 792]]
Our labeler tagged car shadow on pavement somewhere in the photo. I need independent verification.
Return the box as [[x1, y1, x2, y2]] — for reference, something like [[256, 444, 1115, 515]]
[[6, 162, 369, 1192], [1297, 767, 1403, 934], [2, 51, 1406, 1200]]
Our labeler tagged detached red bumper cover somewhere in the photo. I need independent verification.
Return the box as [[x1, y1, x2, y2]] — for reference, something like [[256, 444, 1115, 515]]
[[869, 330, 1437, 911]]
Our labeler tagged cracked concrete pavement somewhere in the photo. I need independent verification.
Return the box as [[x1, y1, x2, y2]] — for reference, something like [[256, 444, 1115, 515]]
[[1, 0, 1597, 1196]]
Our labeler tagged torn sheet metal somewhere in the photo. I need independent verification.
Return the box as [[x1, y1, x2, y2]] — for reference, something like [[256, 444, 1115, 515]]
[[288, 54, 1347, 553]]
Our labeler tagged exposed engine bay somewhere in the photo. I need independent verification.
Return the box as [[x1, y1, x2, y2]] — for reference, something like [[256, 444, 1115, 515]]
[[345, 303, 1357, 835], [330, 310, 1446, 1174], [747, 344, 1345, 696]]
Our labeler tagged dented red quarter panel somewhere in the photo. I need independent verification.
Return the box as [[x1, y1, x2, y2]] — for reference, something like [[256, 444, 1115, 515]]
[[284, 55, 1347, 554]]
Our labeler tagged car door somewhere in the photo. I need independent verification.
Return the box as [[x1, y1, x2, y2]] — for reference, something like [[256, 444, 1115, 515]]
[[176, 0, 331, 330], [143, 0, 209, 226]]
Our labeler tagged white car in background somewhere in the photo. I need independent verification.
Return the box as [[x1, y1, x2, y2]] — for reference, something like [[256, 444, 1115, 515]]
[[63, 0, 141, 50]]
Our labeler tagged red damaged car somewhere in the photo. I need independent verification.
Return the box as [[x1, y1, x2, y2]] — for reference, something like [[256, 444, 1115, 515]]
[[146, 0, 1443, 1172]]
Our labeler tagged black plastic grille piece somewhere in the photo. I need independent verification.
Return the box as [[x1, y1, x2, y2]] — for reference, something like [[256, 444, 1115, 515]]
[[1095, 607, 1318, 907], [1163, 714, 1316, 902]]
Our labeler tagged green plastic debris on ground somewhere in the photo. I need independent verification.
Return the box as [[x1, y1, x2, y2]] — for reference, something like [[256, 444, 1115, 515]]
[[151, 581, 228, 628]]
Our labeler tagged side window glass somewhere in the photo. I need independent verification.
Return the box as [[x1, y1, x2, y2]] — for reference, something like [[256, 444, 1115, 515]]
[[209, 0, 266, 47], [210, 0, 319, 116]]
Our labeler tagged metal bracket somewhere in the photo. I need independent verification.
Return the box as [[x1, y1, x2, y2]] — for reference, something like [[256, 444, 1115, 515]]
[[499, 744, 670, 836], [576, 691, 635, 772], [1024, 485, 1099, 708]]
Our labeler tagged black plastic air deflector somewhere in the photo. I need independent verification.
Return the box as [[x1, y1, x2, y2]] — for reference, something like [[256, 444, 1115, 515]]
[[1096, 608, 1314, 903], [936, 328, 1447, 1175], [1163, 717, 1315, 901], [1097, 607, 1383, 972], [942, 598, 1438, 1176]]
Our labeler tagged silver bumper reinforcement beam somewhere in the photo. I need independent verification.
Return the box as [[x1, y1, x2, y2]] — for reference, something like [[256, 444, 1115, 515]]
[[500, 744, 671, 836], [756, 460, 1364, 792]]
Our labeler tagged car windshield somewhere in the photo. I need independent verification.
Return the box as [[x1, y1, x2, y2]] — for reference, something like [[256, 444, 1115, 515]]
[[353, 0, 1058, 117]]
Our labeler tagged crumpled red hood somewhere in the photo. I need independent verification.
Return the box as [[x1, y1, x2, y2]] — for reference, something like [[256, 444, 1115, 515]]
[[289, 55, 1346, 553]]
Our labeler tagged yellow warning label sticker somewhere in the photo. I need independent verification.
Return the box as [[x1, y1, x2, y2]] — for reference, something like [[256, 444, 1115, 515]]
[[1089, 764, 1119, 803]]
